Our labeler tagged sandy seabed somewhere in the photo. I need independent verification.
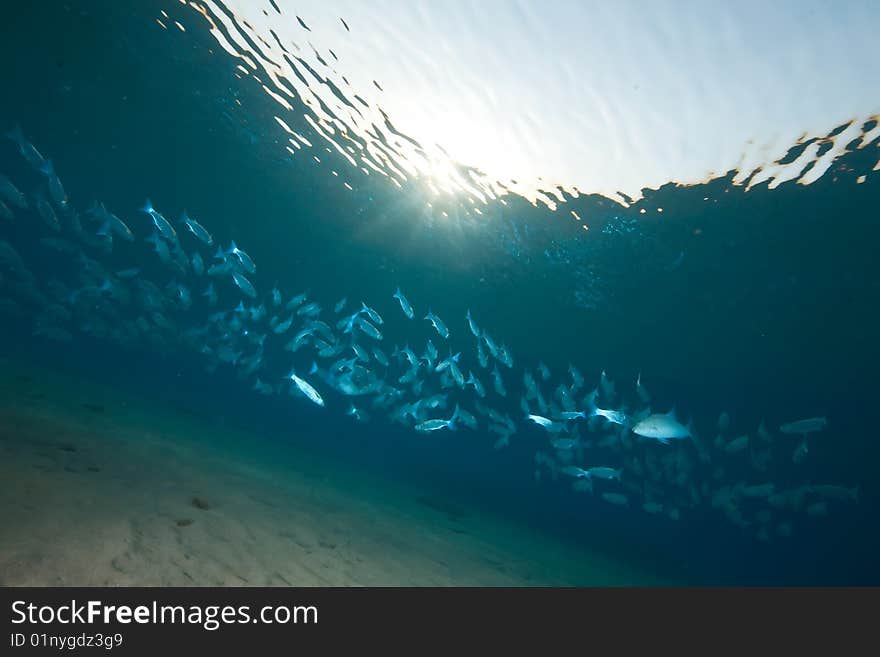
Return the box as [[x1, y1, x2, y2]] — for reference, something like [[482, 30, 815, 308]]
[[0, 359, 671, 586]]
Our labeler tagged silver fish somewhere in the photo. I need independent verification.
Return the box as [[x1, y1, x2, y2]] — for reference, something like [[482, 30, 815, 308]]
[[424, 310, 449, 339], [287, 371, 324, 407], [393, 287, 414, 319], [232, 271, 257, 298], [181, 210, 213, 245], [139, 199, 177, 241]]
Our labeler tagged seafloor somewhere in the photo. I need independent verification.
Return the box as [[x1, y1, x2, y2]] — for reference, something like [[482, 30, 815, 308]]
[[0, 358, 673, 586]]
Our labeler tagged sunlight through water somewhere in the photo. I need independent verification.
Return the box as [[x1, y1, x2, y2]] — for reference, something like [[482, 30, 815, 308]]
[[180, 0, 880, 213]]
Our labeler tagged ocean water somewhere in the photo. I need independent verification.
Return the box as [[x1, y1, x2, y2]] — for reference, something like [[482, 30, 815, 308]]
[[0, 1, 877, 585]]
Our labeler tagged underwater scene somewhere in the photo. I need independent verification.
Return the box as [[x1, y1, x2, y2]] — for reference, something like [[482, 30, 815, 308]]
[[0, 0, 878, 586]]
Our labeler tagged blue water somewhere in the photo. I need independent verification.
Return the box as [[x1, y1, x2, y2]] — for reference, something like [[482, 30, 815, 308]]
[[0, 1, 877, 585]]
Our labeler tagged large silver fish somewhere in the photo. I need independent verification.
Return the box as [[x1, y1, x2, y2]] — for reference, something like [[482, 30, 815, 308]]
[[287, 371, 324, 406], [632, 410, 691, 445]]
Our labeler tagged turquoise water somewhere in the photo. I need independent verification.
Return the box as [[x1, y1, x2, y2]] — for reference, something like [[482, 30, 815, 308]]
[[0, 1, 877, 584]]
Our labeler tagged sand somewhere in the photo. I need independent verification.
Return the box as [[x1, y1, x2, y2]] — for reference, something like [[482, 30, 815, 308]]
[[0, 360, 671, 586]]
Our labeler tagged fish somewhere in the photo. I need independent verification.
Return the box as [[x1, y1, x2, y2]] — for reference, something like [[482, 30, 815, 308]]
[[202, 283, 217, 306], [415, 407, 458, 432], [569, 364, 584, 392], [601, 493, 629, 506], [498, 343, 514, 368], [466, 371, 485, 397], [0, 174, 27, 209], [393, 287, 414, 319], [550, 437, 579, 450], [139, 199, 177, 241], [191, 252, 205, 277], [465, 309, 480, 337], [740, 483, 774, 498], [252, 378, 275, 395], [491, 365, 506, 397], [360, 302, 383, 326], [372, 347, 389, 367], [5, 124, 46, 169], [357, 317, 383, 340], [477, 340, 489, 368], [90, 202, 133, 241], [537, 361, 551, 381], [643, 501, 663, 514], [286, 292, 308, 310], [352, 342, 370, 363], [724, 434, 749, 454], [527, 413, 554, 428], [226, 241, 256, 274], [297, 302, 321, 317], [39, 160, 69, 210], [272, 315, 294, 334], [232, 271, 257, 298], [587, 391, 628, 425], [632, 409, 692, 444], [181, 210, 213, 245], [287, 370, 324, 406], [809, 485, 858, 503], [586, 467, 622, 481], [34, 195, 60, 231], [779, 416, 827, 436], [424, 310, 449, 339]]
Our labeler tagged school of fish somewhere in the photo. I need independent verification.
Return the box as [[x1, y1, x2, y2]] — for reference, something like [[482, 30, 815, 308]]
[[0, 126, 859, 542]]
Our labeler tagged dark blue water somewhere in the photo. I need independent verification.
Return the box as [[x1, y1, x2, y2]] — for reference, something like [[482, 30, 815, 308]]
[[0, 1, 877, 585]]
